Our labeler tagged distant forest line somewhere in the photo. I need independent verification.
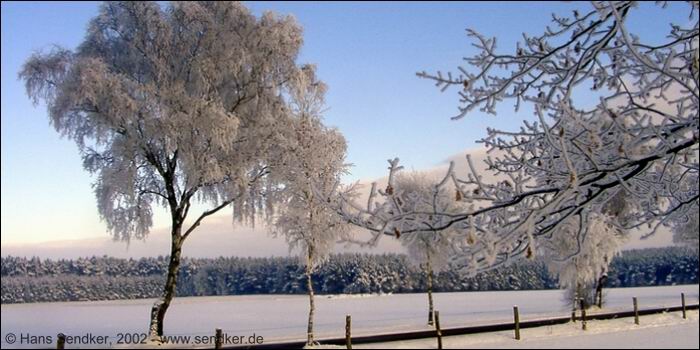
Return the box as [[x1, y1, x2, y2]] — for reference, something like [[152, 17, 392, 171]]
[[1, 247, 697, 304]]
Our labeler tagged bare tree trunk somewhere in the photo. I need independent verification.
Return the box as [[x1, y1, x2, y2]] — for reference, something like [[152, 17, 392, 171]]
[[306, 247, 315, 346], [426, 249, 435, 326], [149, 226, 183, 339], [143, 154, 239, 340]]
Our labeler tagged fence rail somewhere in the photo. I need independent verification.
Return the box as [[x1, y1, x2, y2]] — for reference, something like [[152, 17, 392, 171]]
[[224, 303, 699, 350]]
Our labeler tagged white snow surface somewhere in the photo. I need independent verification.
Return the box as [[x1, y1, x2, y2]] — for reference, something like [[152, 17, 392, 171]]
[[353, 311, 699, 349], [1, 285, 698, 348]]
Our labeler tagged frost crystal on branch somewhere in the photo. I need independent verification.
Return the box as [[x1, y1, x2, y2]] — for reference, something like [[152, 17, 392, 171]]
[[393, 172, 463, 272], [269, 66, 352, 346], [271, 66, 353, 269], [331, 1, 698, 274]]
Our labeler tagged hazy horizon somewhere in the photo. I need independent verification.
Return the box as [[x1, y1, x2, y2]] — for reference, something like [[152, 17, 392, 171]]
[[1, 147, 680, 259]]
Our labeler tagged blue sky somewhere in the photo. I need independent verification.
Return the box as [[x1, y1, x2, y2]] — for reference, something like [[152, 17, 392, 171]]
[[1, 2, 692, 245]]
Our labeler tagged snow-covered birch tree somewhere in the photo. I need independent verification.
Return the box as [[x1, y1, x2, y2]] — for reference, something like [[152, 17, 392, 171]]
[[392, 172, 461, 325], [541, 213, 628, 308], [19, 1, 313, 339], [270, 66, 352, 346], [330, 1, 698, 275]]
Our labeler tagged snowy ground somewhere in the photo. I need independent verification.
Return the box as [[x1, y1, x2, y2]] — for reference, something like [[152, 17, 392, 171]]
[[352, 310, 699, 349], [1, 284, 698, 348]]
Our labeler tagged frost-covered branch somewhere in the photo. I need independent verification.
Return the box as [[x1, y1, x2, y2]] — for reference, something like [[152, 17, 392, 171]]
[[329, 1, 698, 274]]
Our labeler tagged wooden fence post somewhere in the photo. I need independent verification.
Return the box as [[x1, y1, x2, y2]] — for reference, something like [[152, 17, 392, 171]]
[[681, 293, 687, 319], [435, 310, 443, 349], [513, 305, 521, 340], [215, 328, 222, 349], [56, 333, 66, 350], [345, 314, 352, 350], [633, 297, 639, 325], [580, 299, 587, 331]]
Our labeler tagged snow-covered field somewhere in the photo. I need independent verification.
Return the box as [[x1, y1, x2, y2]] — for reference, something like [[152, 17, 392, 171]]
[[1, 285, 698, 348]]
